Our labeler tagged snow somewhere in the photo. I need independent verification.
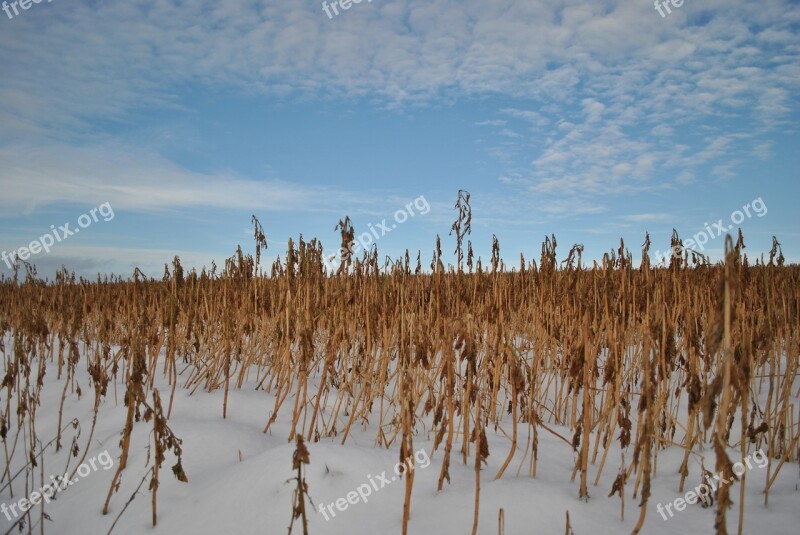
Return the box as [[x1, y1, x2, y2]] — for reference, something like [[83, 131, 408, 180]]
[[1, 340, 798, 535]]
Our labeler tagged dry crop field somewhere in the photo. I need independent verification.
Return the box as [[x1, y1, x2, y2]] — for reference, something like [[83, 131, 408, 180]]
[[0, 201, 797, 535]]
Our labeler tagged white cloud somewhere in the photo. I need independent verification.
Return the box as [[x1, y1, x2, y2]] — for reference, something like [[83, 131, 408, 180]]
[[500, 108, 550, 127], [0, 142, 331, 215], [0, 0, 796, 226], [623, 213, 670, 223], [0, 0, 793, 134], [581, 99, 605, 123], [498, 129, 521, 138], [712, 160, 740, 181]]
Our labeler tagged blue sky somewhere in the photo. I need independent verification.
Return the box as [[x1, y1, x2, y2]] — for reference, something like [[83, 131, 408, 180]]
[[0, 0, 798, 279]]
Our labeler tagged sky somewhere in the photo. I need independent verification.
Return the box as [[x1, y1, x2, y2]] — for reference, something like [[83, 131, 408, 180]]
[[0, 0, 798, 279]]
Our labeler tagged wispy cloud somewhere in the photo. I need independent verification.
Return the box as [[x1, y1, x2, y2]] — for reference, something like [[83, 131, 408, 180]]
[[0, 0, 795, 267], [623, 213, 671, 223], [0, 143, 335, 215]]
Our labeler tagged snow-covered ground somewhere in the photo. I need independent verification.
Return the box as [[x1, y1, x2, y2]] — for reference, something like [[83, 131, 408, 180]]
[[1, 346, 797, 535]]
